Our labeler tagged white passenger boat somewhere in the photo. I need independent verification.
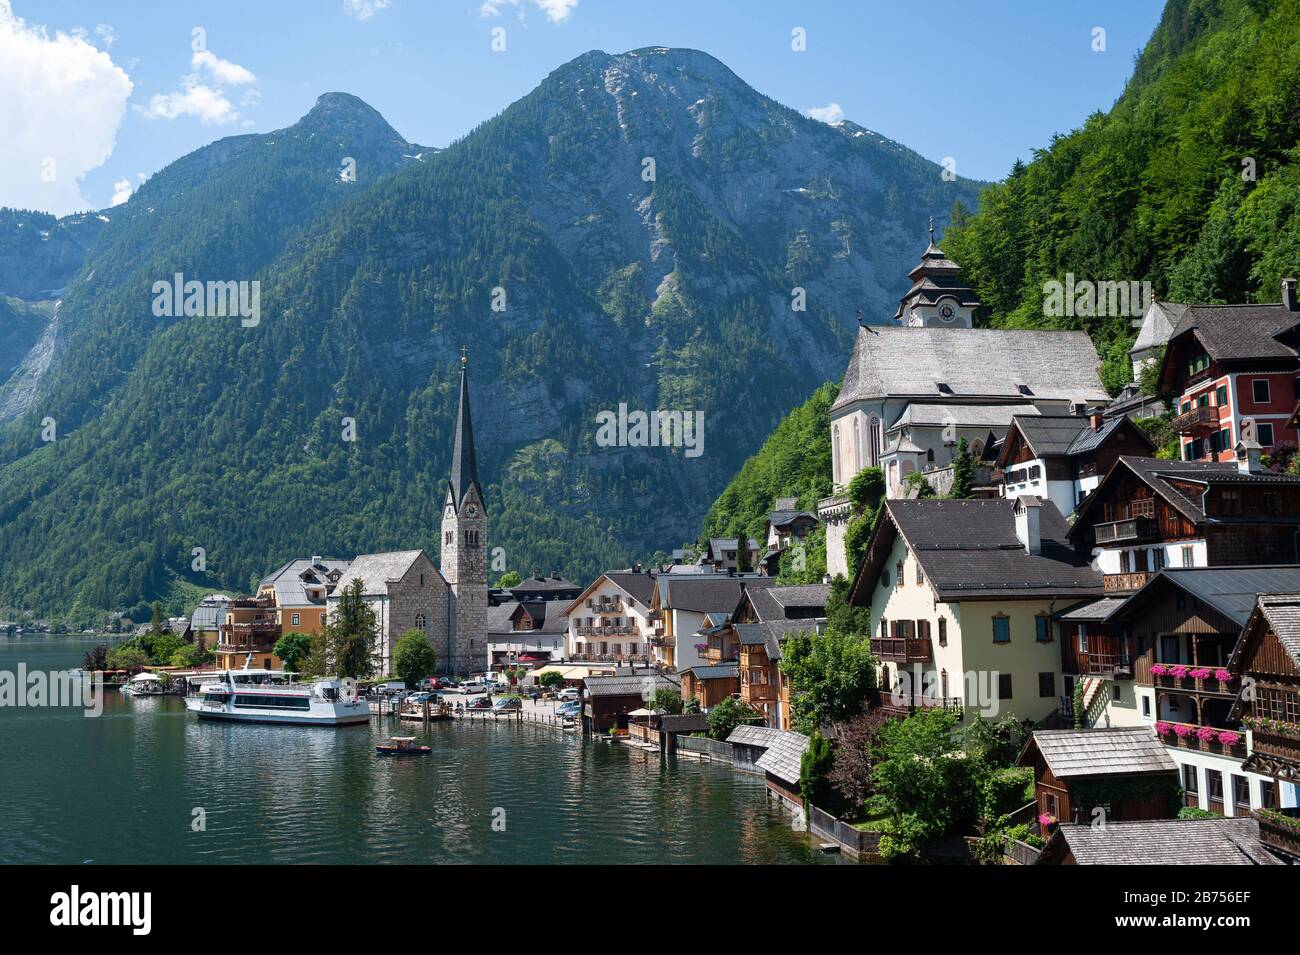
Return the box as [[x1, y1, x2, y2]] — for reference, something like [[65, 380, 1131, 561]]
[[184, 663, 368, 726]]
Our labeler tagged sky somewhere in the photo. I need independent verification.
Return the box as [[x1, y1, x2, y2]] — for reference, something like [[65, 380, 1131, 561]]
[[2, 0, 1167, 216]]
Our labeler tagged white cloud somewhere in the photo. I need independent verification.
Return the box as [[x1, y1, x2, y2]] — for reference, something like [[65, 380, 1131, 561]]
[[110, 177, 132, 206], [0, 0, 134, 215], [139, 46, 257, 126], [806, 103, 845, 124], [480, 0, 579, 23], [191, 49, 255, 85], [343, 0, 391, 20], [94, 23, 114, 48]]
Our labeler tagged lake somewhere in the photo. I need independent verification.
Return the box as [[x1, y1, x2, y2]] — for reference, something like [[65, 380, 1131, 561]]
[[0, 636, 839, 864]]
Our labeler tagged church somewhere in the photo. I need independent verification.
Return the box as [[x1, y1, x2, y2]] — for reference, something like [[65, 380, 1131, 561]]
[[325, 351, 488, 676], [818, 228, 1109, 578]]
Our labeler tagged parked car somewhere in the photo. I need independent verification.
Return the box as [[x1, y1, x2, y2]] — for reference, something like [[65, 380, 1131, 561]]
[[557, 687, 580, 702], [405, 692, 433, 706], [460, 680, 492, 694], [556, 701, 581, 718], [466, 696, 493, 710], [493, 696, 522, 712]]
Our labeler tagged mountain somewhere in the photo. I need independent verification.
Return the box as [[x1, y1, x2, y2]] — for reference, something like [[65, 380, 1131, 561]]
[[943, 0, 1300, 392], [0, 48, 980, 623]]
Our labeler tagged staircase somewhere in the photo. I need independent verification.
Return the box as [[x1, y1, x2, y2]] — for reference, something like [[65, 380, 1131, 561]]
[[1081, 677, 1109, 727]]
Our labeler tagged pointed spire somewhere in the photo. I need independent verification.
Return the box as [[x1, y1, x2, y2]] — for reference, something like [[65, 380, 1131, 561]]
[[448, 351, 483, 514], [928, 215, 935, 244]]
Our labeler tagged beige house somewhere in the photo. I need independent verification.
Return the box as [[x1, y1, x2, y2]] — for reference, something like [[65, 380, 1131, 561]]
[[850, 496, 1102, 724], [562, 571, 658, 664]]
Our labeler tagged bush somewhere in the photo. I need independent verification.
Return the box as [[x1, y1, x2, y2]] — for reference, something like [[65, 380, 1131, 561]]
[[1178, 806, 1218, 820], [538, 671, 564, 691], [979, 767, 1035, 824], [707, 696, 759, 741]]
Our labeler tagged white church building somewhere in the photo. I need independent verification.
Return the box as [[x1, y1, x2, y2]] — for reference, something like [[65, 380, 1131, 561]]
[[819, 230, 1110, 578]]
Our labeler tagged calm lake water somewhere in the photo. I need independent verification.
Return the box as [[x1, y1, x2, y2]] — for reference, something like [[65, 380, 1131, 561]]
[[0, 636, 837, 864]]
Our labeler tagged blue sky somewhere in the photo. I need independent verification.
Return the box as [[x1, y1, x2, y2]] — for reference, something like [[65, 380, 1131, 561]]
[[3, 0, 1165, 215]]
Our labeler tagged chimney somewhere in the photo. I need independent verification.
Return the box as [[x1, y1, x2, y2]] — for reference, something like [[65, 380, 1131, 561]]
[[1283, 278, 1299, 312], [1235, 437, 1262, 475], [1088, 408, 1104, 432], [311, 555, 322, 564], [1014, 497, 1042, 556]]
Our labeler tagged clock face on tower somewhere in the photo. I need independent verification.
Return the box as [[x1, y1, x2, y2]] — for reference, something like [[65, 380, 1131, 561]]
[[466, 504, 478, 517], [939, 303, 956, 321]]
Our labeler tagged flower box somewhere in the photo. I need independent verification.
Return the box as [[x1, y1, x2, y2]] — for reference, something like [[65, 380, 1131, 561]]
[[1154, 721, 1172, 737]]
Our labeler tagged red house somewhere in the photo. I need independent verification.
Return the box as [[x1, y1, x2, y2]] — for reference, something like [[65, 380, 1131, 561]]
[[1158, 279, 1300, 463]]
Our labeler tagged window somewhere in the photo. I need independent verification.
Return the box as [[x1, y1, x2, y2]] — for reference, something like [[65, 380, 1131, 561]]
[[1141, 695, 1151, 717], [1232, 775, 1251, 810], [1257, 422, 1275, 447], [1207, 770, 1224, 806], [1152, 548, 1166, 570], [1181, 400, 1191, 415], [1221, 489, 1243, 516], [1260, 780, 1277, 810], [415, 613, 426, 631], [1035, 615, 1051, 643], [291, 613, 300, 627], [445, 531, 453, 545], [1182, 764, 1198, 795], [992, 615, 1010, 644], [1112, 684, 1122, 702], [1252, 379, 1270, 404], [1076, 625, 1086, 654], [1197, 392, 1209, 408], [879, 618, 888, 640], [1120, 549, 1132, 573], [896, 561, 905, 586], [1181, 546, 1195, 568], [1215, 384, 1228, 407], [832, 425, 841, 485], [937, 618, 947, 647], [998, 674, 1012, 699], [1038, 672, 1054, 697], [915, 563, 924, 586], [917, 619, 931, 643]]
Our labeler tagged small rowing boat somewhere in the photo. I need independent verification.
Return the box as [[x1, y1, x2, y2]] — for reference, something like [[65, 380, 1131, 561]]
[[376, 736, 432, 756]]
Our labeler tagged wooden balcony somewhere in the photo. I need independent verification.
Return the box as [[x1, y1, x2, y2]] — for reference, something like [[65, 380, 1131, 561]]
[[1095, 516, 1158, 546], [1248, 728, 1300, 769], [874, 694, 963, 722], [1150, 669, 1237, 697], [1156, 721, 1246, 760], [1103, 571, 1150, 593], [1170, 405, 1219, 435], [1080, 651, 1133, 679], [1255, 810, 1300, 860], [871, 636, 933, 663]]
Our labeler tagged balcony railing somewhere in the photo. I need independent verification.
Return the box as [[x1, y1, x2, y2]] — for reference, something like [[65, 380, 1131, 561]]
[[1081, 651, 1133, 679], [1149, 668, 1236, 696], [221, 620, 280, 635], [1255, 810, 1300, 860], [576, 625, 636, 637], [1155, 720, 1246, 759], [870, 636, 933, 663], [1170, 405, 1219, 435], [1103, 571, 1151, 593], [1095, 516, 1159, 545], [1248, 728, 1300, 768], [874, 694, 963, 721], [590, 602, 625, 615]]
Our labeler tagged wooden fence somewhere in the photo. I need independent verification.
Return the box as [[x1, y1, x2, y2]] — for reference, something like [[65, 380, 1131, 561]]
[[675, 735, 733, 761], [807, 806, 881, 859]]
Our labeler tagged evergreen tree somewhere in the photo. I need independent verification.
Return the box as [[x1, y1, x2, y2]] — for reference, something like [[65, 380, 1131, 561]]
[[734, 527, 753, 574], [323, 579, 379, 679], [949, 438, 974, 499]]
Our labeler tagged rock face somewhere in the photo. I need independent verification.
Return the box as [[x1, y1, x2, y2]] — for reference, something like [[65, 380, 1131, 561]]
[[0, 48, 982, 617]]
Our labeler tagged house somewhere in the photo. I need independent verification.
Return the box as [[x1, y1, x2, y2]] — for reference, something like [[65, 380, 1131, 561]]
[[506, 574, 581, 603], [562, 570, 657, 664], [850, 496, 1102, 725], [486, 598, 570, 670], [763, 499, 819, 551], [1064, 567, 1300, 817], [649, 574, 776, 671], [679, 663, 739, 710], [216, 595, 281, 670], [257, 556, 349, 635], [731, 583, 828, 729], [1018, 728, 1180, 826], [581, 672, 679, 732], [996, 411, 1154, 517], [1037, 817, 1281, 865], [727, 724, 783, 774], [189, 594, 230, 653], [1157, 280, 1300, 463], [819, 235, 1109, 576], [1229, 592, 1300, 858], [701, 538, 762, 573], [1066, 455, 1300, 597]]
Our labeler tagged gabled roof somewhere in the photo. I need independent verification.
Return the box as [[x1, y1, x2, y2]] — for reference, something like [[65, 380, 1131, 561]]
[[997, 414, 1153, 468], [511, 598, 571, 634], [680, 664, 739, 681], [338, 551, 436, 597], [1130, 300, 1186, 354], [1230, 592, 1300, 671], [832, 326, 1107, 413], [1043, 818, 1280, 866], [727, 724, 782, 747], [754, 730, 811, 785], [765, 509, 818, 529], [1112, 567, 1300, 630], [768, 584, 830, 610], [487, 600, 519, 636], [1158, 303, 1300, 394], [510, 575, 580, 596], [260, 557, 351, 607], [1020, 728, 1176, 779], [659, 575, 776, 613], [562, 570, 657, 617], [850, 498, 1101, 604], [583, 673, 679, 697]]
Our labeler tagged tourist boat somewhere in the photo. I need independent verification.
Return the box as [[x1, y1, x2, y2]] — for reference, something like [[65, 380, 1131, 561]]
[[184, 661, 369, 726], [122, 672, 166, 696], [375, 736, 432, 756]]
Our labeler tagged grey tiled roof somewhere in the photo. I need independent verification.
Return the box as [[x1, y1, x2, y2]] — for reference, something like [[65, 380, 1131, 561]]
[[1050, 818, 1281, 865], [1057, 597, 1129, 622], [890, 403, 1040, 431], [727, 724, 782, 747], [681, 664, 739, 680], [1119, 567, 1300, 629], [662, 576, 775, 613], [832, 326, 1107, 412], [1169, 303, 1300, 364], [766, 509, 818, 528], [487, 600, 519, 636], [583, 674, 679, 697], [513, 598, 571, 634], [261, 557, 351, 607], [340, 551, 430, 597], [1026, 728, 1176, 779], [602, 571, 657, 606], [860, 498, 1101, 601], [769, 584, 830, 610], [754, 730, 811, 785], [1256, 592, 1300, 665], [1130, 301, 1186, 354]]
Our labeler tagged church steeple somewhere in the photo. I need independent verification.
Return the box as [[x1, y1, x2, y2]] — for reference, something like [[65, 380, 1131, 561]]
[[447, 348, 484, 515], [892, 224, 980, 327]]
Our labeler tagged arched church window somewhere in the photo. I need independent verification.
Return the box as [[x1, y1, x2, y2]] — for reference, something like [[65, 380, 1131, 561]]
[[832, 425, 841, 485], [868, 417, 880, 466], [853, 419, 863, 473], [415, 613, 426, 632]]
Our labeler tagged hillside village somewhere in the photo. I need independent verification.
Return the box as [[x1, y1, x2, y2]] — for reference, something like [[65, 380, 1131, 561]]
[[131, 236, 1300, 865]]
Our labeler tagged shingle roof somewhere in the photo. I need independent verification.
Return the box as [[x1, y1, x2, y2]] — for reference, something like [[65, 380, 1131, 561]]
[[602, 571, 656, 605], [856, 498, 1101, 602], [680, 664, 739, 680], [487, 600, 519, 636], [1131, 301, 1186, 354], [889, 403, 1040, 431], [766, 509, 818, 528], [261, 557, 351, 607], [832, 326, 1107, 413], [583, 674, 679, 697], [510, 575, 580, 595], [1256, 592, 1300, 665], [1048, 818, 1281, 865], [512, 598, 571, 634], [339, 551, 431, 597], [1117, 567, 1300, 629], [662, 576, 776, 613], [768, 584, 830, 610], [754, 730, 811, 785], [1057, 597, 1129, 622], [1025, 728, 1176, 779], [1170, 303, 1300, 364], [727, 724, 783, 747]]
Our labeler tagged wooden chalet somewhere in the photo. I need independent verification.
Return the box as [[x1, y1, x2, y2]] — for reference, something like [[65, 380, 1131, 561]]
[[730, 583, 827, 730], [1037, 817, 1281, 865], [678, 663, 739, 710], [581, 673, 679, 733], [1018, 728, 1180, 826], [1230, 592, 1300, 860]]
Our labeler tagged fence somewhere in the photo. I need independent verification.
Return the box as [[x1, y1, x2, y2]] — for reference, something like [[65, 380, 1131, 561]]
[[675, 735, 732, 761], [1007, 839, 1042, 866], [806, 806, 881, 859]]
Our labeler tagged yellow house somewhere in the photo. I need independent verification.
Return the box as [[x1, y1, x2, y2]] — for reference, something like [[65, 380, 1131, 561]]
[[258, 556, 350, 636], [850, 497, 1103, 725]]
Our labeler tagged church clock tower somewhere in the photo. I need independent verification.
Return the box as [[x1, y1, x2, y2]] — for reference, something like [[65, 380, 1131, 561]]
[[440, 348, 487, 676], [893, 218, 980, 327]]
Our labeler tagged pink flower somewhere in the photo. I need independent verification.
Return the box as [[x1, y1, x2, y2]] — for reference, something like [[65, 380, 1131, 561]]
[[1174, 723, 1192, 737], [1217, 731, 1241, 746], [1038, 813, 1056, 828], [1214, 668, 1233, 682], [1154, 721, 1172, 737], [1150, 664, 1168, 676], [1190, 667, 1212, 680], [1196, 725, 1216, 742], [1169, 665, 1190, 679]]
